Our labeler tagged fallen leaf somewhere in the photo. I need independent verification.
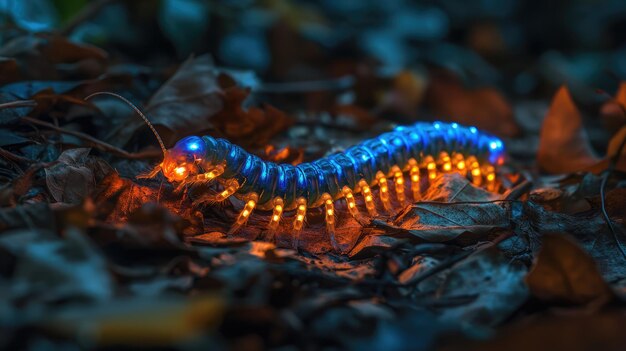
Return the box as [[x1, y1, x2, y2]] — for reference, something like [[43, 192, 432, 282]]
[[424, 69, 520, 137], [387, 201, 513, 243], [45, 148, 112, 204], [525, 233, 612, 305], [435, 248, 528, 327], [537, 86, 599, 173], [0, 33, 107, 82]]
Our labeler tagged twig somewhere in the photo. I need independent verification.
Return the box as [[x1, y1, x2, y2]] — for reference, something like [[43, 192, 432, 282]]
[[0, 147, 34, 164], [0, 100, 36, 110], [61, 0, 119, 35], [596, 88, 626, 260], [21, 116, 162, 160], [501, 179, 533, 201]]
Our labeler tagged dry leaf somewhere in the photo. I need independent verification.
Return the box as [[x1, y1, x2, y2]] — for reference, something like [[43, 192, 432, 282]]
[[425, 69, 520, 137], [382, 201, 513, 243], [525, 233, 612, 305], [537, 86, 599, 173], [436, 248, 528, 327], [45, 148, 96, 204]]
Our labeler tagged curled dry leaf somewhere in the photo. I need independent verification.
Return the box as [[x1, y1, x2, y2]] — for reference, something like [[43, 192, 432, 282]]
[[109, 55, 291, 150], [45, 148, 112, 205], [525, 233, 612, 305], [537, 86, 599, 173]]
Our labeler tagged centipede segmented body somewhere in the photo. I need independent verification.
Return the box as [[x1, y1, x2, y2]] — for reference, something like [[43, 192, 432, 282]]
[[159, 121, 505, 237]]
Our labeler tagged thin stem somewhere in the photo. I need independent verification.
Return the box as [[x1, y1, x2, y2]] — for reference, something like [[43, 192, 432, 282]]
[[21, 116, 161, 159]]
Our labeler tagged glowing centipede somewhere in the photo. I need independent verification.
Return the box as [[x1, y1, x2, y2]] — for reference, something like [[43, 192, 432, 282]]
[[86, 93, 505, 242]]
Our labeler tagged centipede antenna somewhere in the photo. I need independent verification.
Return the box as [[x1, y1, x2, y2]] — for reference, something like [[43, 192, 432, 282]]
[[85, 92, 167, 156]]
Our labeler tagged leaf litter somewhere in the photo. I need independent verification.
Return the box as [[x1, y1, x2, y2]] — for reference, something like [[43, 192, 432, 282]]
[[0, 3, 625, 350]]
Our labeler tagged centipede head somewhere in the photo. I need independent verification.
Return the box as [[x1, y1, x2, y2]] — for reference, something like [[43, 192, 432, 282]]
[[161, 136, 206, 182]]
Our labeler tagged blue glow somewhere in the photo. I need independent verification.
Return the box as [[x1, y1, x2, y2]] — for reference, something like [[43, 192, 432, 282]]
[[451, 123, 458, 129], [434, 122, 441, 129], [470, 127, 477, 134], [187, 142, 200, 151], [490, 141, 498, 150]]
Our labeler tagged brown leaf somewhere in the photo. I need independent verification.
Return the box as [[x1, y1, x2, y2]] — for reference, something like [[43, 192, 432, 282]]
[[525, 233, 612, 305], [143, 55, 226, 146], [212, 87, 293, 149], [424, 70, 520, 137], [537, 86, 599, 173], [0, 33, 107, 82]]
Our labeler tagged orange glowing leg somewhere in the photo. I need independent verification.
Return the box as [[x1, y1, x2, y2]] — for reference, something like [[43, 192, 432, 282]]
[[359, 180, 378, 217], [424, 155, 437, 180], [408, 159, 421, 200], [440, 151, 452, 173], [467, 156, 482, 186], [293, 197, 307, 232], [229, 192, 258, 234], [267, 198, 284, 233], [392, 166, 406, 203], [376, 171, 392, 211], [216, 179, 240, 201], [483, 164, 496, 191], [453, 153, 466, 176], [342, 186, 360, 219]]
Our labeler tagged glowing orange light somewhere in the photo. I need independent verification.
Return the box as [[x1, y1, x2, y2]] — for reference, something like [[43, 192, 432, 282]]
[[392, 166, 405, 203], [293, 198, 307, 231], [376, 171, 391, 210], [342, 186, 360, 218], [267, 197, 284, 231], [174, 166, 187, 176], [359, 180, 377, 216], [322, 193, 335, 234], [440, 152, 452, 172], [423, 155, 437, 180], [408, 159, 420, 200], [466, 156, 482, 186]]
